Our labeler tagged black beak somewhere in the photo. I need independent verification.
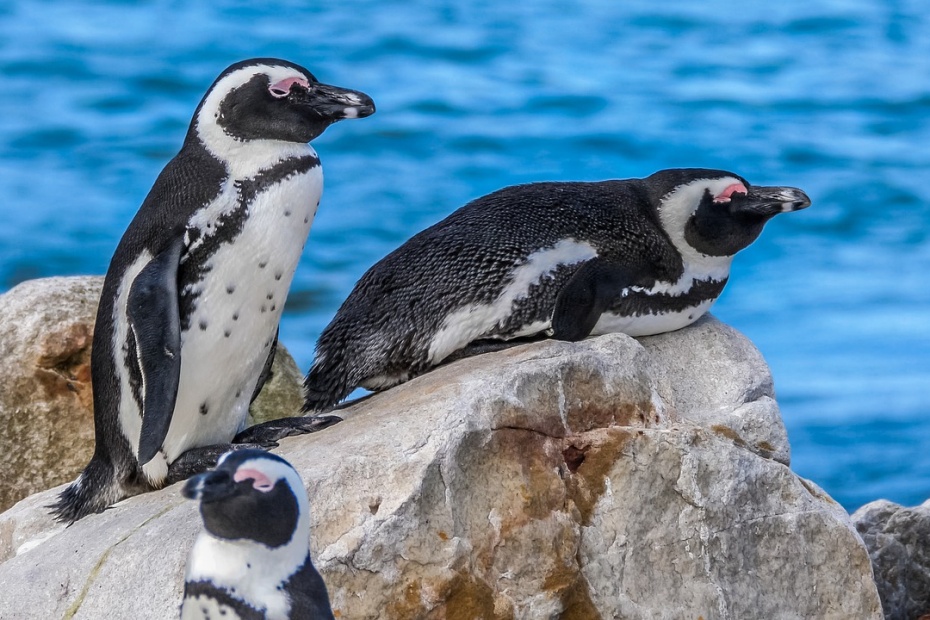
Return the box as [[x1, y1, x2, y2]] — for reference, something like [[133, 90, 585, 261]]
[[182, 469, 236, 503], [297, 81, 376, 121], [731, 186, 812, 218]]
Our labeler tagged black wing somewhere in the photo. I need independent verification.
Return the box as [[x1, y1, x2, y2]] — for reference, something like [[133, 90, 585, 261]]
[[128, 236, 184, 465]]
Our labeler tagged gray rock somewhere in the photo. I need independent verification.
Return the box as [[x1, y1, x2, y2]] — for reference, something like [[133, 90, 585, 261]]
[[0, 322, 881, 619], [0, 276, 306, 512], [0, 277, 100, 512], [853, 499, 930, 619], [640, 316, 790, 464]]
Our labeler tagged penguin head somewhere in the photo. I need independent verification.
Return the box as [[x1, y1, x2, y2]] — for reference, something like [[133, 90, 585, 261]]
[[183, 449, 307, 548], [191, 58, 375, 150], [646, 168, 811, 258]]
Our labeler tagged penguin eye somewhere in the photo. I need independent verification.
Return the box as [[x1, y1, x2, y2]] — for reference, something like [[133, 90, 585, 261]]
[[713, 183, 748, 204], [234, 468, 275, 492], [268, 77, 310, 99]]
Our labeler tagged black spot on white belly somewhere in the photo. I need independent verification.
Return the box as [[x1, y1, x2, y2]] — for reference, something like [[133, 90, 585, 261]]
[[274, 271, 282, 281], [258, 260, 267, 269], [199, 320, 208, 331], [176, 154, 319, 331], [270, 303, 276, 312], [284, 209, 291, 217], [224, 329, 231, 338], [261, 305, 267, 313], [303, 215, 309, 224], [226, 285, 235, 294], [235, 389, 242, 398], [232, 312, 239, 321], [200, 403, 208, 415]]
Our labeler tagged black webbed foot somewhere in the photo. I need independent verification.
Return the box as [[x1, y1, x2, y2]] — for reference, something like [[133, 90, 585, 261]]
[[233, 415, 342, 445], [166, 442, 269, 485]]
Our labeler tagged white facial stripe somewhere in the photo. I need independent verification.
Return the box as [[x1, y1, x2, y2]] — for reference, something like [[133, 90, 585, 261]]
[[195, 63, 315, 177], [657, 176, 740, 278]]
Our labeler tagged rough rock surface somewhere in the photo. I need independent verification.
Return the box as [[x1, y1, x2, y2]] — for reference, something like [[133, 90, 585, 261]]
[[853, 499, 930, 619], [0, 276, 305, 511], [0, 314, 881, 619]]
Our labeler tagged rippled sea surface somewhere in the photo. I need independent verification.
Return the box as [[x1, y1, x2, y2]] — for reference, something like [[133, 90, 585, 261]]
[[1, 1, 928, 511]]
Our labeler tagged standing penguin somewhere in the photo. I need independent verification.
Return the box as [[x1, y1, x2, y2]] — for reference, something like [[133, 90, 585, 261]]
[[51, 58, 375, 523], [304, 169, 810, 410], [181, 449, 333, 620]]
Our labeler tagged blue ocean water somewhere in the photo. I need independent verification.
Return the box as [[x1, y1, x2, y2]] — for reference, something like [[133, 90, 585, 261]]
[[1, 1, 927, 512]]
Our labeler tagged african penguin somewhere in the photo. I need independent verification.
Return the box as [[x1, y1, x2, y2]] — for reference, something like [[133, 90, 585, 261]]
[[304, 168, 810, 410], [181, 449, 334, 620], [51, 58, 375, 523]]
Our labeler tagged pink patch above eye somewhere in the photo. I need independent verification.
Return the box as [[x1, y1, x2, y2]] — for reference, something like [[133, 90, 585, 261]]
[[268, 77, 310, 98], [234, 468, 275, 492], [713, 182, 748, 203]]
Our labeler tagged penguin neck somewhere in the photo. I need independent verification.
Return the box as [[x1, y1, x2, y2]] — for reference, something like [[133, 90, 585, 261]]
[[656, 177, 740, 284], [193, 117, 318, 179]]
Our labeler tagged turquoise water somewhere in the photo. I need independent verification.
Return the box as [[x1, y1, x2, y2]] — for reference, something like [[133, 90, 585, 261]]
[[1, 1, 928, 512]]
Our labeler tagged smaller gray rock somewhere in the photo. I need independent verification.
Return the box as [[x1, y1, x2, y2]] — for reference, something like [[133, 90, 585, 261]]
[[248, 343, 306, 426], [852, 499, 930, 620]]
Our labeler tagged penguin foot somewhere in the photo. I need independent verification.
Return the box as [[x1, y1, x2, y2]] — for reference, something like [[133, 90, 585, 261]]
[[233, 415, 343, 445], [166, 443, 269, 485]]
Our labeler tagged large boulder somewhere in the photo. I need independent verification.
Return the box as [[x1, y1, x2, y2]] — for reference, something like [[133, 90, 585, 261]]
[[0, 315, 881, 619], [853, 499, 930, 619], [0, 276, 307, 512]]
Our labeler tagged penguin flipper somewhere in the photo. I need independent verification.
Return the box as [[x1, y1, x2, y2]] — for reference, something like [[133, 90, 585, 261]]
[[128, 237, 184, 466], [551, 257, 639, 341], [249, 329, 278, 404]]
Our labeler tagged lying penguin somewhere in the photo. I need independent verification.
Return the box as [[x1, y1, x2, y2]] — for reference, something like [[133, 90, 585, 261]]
[[304, 168, 810, 410], [181, 449, 334, 620], [51, 58, 375, 523]]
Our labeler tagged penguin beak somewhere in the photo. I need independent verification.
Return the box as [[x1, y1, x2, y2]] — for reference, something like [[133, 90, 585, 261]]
[[182, 469, 236, 503], [297, 82, 376, 121], [731, 186, 812, 217]]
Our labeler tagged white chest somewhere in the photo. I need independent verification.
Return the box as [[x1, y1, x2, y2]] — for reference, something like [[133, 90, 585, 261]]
[[184, 531, 306, 620], [170, 167, 322, 448]]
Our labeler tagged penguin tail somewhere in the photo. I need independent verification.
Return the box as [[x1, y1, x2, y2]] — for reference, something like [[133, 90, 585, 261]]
[[302, 360, 353, 413], [48, 456, 122, 524], [302, 338, 365, 412]]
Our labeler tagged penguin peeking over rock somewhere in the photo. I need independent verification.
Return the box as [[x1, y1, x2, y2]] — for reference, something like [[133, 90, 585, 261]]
[[181, 449, 334, 620], [50, 58, 375, 523], [304, 169, 810, 411]]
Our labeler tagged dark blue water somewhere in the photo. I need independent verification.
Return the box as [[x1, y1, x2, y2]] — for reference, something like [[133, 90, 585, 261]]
[[1, 1, 928, 512]]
